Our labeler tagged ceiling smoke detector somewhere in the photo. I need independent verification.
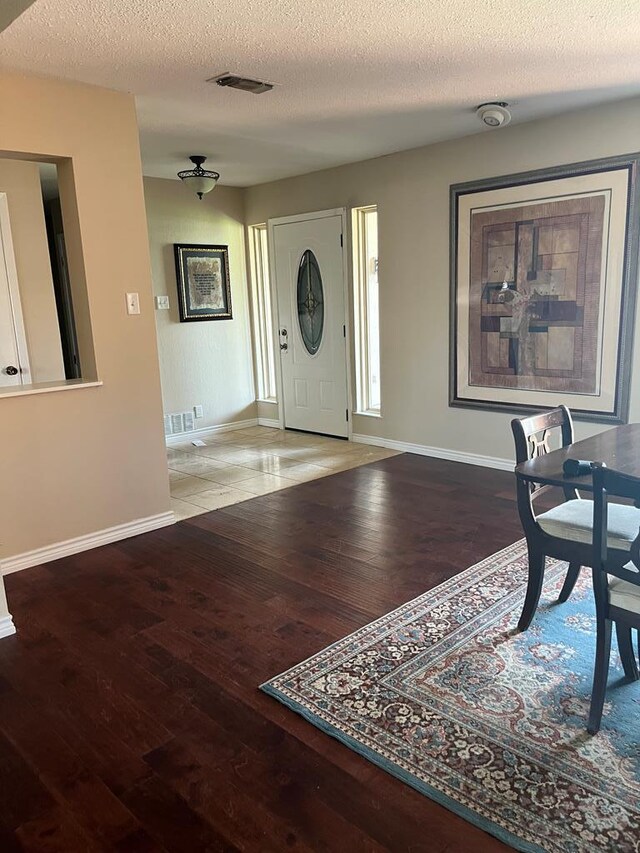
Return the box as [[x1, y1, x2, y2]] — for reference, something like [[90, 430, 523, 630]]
[[209, 73, 274, 94], [476, 102, 511, 128]]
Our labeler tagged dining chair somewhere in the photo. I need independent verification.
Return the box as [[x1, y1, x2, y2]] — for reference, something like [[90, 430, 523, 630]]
[[588, 464, 640, 734], [512, 405, 640, 631]]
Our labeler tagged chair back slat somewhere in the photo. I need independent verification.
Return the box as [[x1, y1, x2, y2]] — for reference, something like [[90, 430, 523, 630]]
[[517, 408, 567, 438], [512, 405, 574, 466], [511, 407, 577, 525]]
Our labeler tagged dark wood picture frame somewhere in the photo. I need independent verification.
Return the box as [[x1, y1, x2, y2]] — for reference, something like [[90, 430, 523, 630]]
[[449, 153, 640, 424], [174, 244, 232, 322]]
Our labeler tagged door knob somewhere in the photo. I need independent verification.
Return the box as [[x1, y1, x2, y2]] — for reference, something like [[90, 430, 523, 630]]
[[280, 343, 288, 351], [4, 365, 18, 376]]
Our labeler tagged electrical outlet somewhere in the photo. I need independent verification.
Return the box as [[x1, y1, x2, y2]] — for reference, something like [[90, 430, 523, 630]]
[[126, 292, 140, 315], [155, 295, 170, 310], [194, 405, 204, 419]]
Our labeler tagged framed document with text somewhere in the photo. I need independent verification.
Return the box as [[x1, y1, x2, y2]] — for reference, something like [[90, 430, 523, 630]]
[[174, 244, 232, 322]]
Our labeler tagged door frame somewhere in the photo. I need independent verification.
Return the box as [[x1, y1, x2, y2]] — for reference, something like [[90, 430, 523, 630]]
[[267, 207, 353, 439], [0, 192, 31, 383]]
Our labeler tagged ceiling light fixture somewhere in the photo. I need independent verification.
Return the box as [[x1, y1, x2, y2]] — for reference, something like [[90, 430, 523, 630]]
[[177, 155, 220, 200], [476, 102, 511, 128]]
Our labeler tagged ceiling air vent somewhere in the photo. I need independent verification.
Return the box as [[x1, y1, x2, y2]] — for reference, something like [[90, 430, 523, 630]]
[[209, 73, 274, 95]]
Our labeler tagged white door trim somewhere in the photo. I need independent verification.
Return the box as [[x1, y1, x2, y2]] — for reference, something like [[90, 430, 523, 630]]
[[267, 207, 353, 439], [0, 193, 31, 383]]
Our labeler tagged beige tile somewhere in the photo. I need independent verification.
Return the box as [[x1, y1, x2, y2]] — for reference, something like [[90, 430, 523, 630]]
[[267, 431, 323, 447], [265, 445, 323, 461], [357, 448, 401, 461], [235, 474, 293, 496], [278, 462, 329, 482], [234, 435, 283, 448], [187, 442, 244, 458], [312, 453, 368, 470], [168, 455, 230, 476], [198, 465, 261, 486], [298, 448, 358, 465], [168, 469, 190, 483], [234, 426, 280, 437], [335, 443, 368, 455], [197, 432, 247, 446], [201, 447, 270, 465], [170, 497, 206, 521], [167, 441, 197, 453], [170, 476, 216, 499], [182, 486, 253, 510], [166, 447, 194, 462], [239, 455, 301, 475]]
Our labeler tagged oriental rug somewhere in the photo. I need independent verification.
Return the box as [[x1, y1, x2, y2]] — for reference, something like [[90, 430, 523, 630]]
[[261, 540, 640, 852]]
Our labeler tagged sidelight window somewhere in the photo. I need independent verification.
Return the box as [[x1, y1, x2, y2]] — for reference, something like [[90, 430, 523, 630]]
[[248, 224, 277, 401], [352, 205, 381, 415]]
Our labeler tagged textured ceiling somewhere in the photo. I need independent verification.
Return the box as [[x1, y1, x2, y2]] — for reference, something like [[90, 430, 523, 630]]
[[2, 0, 640, 186]]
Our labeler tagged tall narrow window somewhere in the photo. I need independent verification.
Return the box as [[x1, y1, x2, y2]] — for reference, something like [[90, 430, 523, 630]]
[[352, 205, 381, 414], [248, 224, 277, 401]]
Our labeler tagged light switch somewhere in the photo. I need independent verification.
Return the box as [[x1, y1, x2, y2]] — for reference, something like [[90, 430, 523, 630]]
[[126, 292, 140, 315], [155, 295, 170, 310]]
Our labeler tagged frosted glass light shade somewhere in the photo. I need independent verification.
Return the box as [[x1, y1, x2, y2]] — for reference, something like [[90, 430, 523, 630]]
[[177, 156, 220, 199]]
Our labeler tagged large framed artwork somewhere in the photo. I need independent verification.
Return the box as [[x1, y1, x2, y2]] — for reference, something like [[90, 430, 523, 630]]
[[174, 244, 232, 322], [450, 154, 640, 423]]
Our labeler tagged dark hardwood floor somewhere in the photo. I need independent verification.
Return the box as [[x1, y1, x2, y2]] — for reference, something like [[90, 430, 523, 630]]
[[0, 453, 524, 852]]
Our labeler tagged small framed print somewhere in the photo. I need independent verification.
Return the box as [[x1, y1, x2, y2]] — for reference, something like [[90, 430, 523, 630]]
[[174, 244, 232, 321]]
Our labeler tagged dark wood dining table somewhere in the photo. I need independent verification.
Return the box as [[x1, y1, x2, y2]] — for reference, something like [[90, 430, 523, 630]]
[[515, 422, 640, 491]]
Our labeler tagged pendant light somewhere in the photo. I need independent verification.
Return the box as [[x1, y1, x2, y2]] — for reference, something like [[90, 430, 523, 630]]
[[177, 155, 220, 199]]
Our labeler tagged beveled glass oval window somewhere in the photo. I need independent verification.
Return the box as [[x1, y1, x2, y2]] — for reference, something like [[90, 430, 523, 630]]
[[297, 249, 324, 355]]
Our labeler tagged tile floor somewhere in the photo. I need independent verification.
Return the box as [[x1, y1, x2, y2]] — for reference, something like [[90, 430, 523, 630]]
[[167, 426, 400, 520]]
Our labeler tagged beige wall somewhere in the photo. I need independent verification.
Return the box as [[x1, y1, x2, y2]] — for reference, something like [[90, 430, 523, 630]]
[[144, 177, 256, 431], [0, 72, 170, 563], [246, 96, 640, 459], [0, 0, 36, 32], [0, 158, 65, 382]]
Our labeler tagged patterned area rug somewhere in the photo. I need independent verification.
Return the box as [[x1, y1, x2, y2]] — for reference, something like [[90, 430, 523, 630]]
[[261, 540, 640, 853]]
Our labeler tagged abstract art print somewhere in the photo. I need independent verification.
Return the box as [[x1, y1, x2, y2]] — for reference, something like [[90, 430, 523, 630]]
[[450, 155, 640, 422], [174, 244, 232, 321]]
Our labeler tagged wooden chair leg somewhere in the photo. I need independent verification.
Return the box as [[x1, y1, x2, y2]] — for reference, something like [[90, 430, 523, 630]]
[[615, 622, 639, 682], [518, 550, 545, 632], [557, 562, 581, 603], [587, 617, 612, 735]]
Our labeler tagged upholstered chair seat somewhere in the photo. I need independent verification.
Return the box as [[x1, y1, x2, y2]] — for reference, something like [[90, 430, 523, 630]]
[[537, 499, 640, 551], [608, 567, 640, 615]]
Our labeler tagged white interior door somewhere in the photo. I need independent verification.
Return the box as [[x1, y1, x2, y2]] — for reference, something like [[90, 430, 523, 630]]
[[0, 194, 28, 388], [272, 211, 348, 437]]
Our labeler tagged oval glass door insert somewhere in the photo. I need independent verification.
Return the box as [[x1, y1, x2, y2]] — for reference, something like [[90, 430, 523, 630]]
[[297, 249, 324, 355]]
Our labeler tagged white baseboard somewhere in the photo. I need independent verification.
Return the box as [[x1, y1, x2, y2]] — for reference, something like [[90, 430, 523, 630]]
[[257, 417, 281, 429], [1, 511, 176, 576], [166, 418, 258, 445], [351, 433, 513, 471], [0, 616, 16, 639]]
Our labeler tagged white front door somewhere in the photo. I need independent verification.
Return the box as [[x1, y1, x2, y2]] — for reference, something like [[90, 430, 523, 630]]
[[0, 194, 28, 388], [271, 211, 348, 437]]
